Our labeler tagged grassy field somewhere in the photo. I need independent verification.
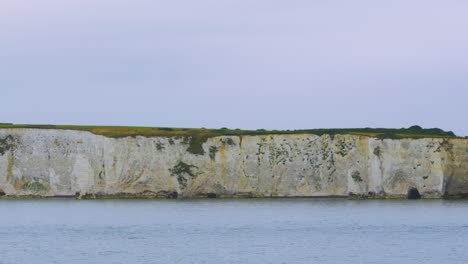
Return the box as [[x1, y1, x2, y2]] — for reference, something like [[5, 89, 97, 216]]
[[0, 123, 458, 155], [0, 123, 458, 139]]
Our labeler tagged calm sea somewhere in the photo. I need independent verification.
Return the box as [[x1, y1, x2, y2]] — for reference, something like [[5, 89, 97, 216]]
[[0, 198, 467, 264]]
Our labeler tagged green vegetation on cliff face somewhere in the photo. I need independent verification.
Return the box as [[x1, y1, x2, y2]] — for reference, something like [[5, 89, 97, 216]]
[[0, 135, 16, 155]]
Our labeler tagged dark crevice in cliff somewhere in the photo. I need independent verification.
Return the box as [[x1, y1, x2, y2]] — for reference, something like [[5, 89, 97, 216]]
[[407, 188, 421, 199]]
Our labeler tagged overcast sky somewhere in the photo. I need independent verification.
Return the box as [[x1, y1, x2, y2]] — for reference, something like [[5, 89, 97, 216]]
[[1, 0, 467, 135]]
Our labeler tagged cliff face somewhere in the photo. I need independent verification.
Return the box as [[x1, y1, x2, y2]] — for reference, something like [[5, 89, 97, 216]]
[[0, 129, 467, 198]]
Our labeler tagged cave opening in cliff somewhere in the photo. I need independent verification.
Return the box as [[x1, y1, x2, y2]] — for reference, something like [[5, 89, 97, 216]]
[[407, 187, 421, 199]]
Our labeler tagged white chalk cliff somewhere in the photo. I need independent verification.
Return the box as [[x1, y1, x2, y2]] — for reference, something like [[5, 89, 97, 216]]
[[1, 129, 467, 198]]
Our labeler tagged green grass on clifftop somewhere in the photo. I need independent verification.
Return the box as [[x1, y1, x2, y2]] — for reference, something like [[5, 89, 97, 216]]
[[0, 123, 457, 139]]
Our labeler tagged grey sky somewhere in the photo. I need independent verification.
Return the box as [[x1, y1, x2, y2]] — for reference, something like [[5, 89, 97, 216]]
[[1, 0, 467, 135]]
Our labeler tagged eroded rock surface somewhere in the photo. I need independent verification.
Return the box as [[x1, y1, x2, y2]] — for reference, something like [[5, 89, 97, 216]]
[[0, 129, 467, 198]]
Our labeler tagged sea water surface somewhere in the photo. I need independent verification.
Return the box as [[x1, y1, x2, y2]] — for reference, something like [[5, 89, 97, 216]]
[[0, 198, 467, 264]]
